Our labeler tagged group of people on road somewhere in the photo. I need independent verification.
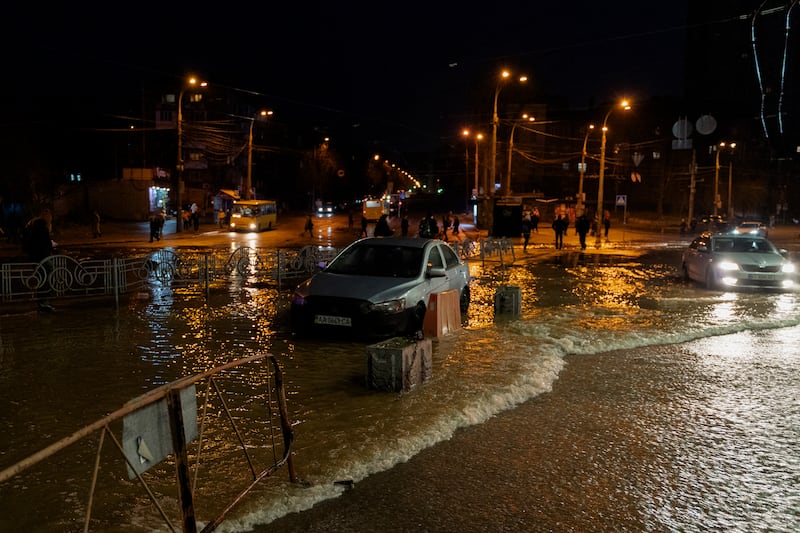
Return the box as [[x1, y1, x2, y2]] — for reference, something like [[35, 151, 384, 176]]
[[418, 211, 460, 241], [520, 207, 611, 250]]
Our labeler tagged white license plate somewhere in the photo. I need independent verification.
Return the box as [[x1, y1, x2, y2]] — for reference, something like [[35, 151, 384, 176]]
[[314, 315, 352, 327], [747, 273, 774, 280]]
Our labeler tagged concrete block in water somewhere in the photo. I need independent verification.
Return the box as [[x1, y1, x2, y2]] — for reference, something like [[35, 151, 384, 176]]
[[366, 337, 432, 392]]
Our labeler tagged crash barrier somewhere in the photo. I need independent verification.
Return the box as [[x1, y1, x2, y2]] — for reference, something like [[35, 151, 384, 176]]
[[0, 245, 340, 308], [494, 284, 522, 318], [422, 289, 462, 338], [0, 354, 297, 533], [451, 237, 480, 260], [366, 337, 433, 392], [479, 237, 516, 266]]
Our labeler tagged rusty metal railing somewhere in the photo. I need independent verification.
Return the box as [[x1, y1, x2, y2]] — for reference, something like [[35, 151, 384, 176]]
[[0, 354, 296, 533]]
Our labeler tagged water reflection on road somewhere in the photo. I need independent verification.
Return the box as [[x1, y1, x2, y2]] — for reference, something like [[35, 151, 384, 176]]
[[1, 242, 799, 531]]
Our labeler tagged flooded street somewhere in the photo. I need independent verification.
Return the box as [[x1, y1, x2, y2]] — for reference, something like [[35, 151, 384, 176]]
[[1, 237, 799, 532]]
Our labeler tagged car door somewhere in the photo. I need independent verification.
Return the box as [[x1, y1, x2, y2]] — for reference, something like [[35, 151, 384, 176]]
[[685, 235, 710, 281], [438, 243, 468, 293], [425, 244, 452, 297]]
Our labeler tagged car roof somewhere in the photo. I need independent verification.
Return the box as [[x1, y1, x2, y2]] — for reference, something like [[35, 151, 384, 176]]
[[699, 231, 768, 240], [351, 237, 438, 249]]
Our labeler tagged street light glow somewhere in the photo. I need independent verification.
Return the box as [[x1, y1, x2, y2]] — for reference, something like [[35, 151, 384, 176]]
[[595, 98, 632, 247]]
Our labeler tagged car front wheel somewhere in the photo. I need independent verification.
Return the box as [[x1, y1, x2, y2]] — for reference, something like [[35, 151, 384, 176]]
[[459, 285, 471, 313]]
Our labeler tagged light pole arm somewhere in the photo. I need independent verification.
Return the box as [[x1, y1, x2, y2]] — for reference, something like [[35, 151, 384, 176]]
[[505, 121, 517, 192]]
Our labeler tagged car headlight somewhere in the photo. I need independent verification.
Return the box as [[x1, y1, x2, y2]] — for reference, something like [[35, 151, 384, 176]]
[[369, 299, 405, 313], [717, 261, 739, 271], [782, 263, 796, 274]]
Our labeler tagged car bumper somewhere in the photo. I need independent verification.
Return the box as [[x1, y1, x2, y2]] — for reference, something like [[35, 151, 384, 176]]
[[290, 300, 417, 339]]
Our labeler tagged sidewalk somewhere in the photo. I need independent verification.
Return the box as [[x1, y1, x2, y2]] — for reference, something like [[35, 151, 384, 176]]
[[2, 214, 797, 261]]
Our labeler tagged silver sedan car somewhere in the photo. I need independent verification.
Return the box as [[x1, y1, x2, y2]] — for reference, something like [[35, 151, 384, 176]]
[[290, 237, 471, 339], [682, 232, 796, 290]]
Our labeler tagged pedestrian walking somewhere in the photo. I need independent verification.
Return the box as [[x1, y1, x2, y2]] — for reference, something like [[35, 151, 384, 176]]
[[419, 211, 438, 239], [149, 212, 162, 242], [451, 214, 460, 236], [191, 202, 200, 232], [552, 214, 567, 249], [23, 209, 56, 311], [576, 213, 591, 250], [303, 215, 314, 237], [92, 210, 102, 238], [603, 209, 611, 238], [361, 215, 368, 237], [531, 208, 540, 233], [521, 212, 532, 252], [374, 214, 394, 237]]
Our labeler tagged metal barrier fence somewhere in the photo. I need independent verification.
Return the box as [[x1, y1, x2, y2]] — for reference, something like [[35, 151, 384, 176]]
[[0, 245, 341, 308], [0, 354, 296, 532], [0, 239, 509, 309]]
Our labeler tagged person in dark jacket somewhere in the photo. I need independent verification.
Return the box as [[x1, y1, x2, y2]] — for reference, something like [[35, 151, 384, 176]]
[[552, 214, 568, 249], [576, 214, 591, 250], [24, 209, 56, 311], [374, 214, 394, 237], [521, 213, 532, 252]]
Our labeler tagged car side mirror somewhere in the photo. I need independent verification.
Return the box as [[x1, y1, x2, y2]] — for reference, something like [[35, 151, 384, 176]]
[[427, 266, 446, 278]]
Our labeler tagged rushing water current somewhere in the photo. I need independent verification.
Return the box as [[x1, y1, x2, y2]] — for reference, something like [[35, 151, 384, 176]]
[[1, 241, 799, 532]]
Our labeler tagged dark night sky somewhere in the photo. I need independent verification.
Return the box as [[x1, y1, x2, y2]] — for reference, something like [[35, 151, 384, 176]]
[[6, 3, 689, 153]]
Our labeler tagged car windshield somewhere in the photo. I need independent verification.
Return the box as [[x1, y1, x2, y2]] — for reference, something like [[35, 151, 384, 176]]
[[713, 237, 775, 253], [325, 244, 424, 277]]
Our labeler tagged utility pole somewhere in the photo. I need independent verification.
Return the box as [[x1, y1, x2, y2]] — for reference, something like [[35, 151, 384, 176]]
[[687, 149, 697, 225]]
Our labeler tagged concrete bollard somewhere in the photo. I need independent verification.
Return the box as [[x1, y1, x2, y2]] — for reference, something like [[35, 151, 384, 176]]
[[366, 337, 433, 392], [494, 284, 522, 318]]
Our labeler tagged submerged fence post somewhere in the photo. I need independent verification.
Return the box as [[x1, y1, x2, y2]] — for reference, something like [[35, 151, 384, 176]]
[[113, 258, 120, 310], [167, 389, 198, 533]]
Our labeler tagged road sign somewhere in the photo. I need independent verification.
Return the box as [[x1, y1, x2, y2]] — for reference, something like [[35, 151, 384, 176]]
[[616, 195, 627, 207]]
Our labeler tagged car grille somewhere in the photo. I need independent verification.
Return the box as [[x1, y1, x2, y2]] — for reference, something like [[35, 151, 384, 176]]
[[739, 265, 780, 273]]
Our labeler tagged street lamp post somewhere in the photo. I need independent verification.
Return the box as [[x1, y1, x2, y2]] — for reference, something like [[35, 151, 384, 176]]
[[462, 129, 471, 212], [474, 133, 484, 195], [577, 124, 595, 217], [713, 141, 736, 218], [490, 71, 527, 197], [505, 114, 535, 195], [175, 77, 206, 233], [595, 99, 631, 247], [245, 109, 272, 201]]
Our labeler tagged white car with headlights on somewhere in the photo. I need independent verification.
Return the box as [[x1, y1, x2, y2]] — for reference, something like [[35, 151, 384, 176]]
[[290, 237, 471, 339], [682, 232, 796, 290]]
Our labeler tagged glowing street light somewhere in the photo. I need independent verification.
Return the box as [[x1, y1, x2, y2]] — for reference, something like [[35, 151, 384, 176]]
[[176, 76, 207, 233], [246, 109, 273, 200], [505, 114, 535, 194], [490, 70, 527, 199], [595, 99, 631, 247], [713, 141, 736, 217], [577, 124, 595, 217]]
